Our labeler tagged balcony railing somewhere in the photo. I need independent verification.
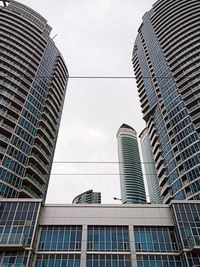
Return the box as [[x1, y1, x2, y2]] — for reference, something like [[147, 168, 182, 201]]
[[0, 147, 6, 154], [33, 142, 51, 161], [0, 234, 28, 250], [36, 134, 53, 154], [188, 235, 200, 252], [161, 181, 170, 196], [1, 122, 14, 132], [21, 185, 42, 198], [0, 108, 17, 123], [24, 174, 46, 194], [27, 162, 47, 183], [0, 134, 10, 143], [31, 153, 49, 173], [163, 191, 172, 204]]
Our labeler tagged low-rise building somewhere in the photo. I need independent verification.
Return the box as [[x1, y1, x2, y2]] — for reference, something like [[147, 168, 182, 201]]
[[0, 199, 199, 266]]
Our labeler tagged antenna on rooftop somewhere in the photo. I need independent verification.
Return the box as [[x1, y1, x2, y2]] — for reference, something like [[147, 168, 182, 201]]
[[52, 34, 58, 40]]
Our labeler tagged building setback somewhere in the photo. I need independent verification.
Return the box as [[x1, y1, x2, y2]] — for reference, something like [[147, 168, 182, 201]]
[[72, 190, 101, 204], [0, 1, 68, 201], [132, 0, 200, 203], [117, 124, 146, 204], [139, 128, 162, 204]]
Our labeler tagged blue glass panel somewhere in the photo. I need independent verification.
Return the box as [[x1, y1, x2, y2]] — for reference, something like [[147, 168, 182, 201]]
[[35, 261, 41, 267], [125, 262, 131, 267], [74, 259, 80, 267], [48, 260, 54, 267], [55, 259, 61, 267], [68, 259, 74, 267]]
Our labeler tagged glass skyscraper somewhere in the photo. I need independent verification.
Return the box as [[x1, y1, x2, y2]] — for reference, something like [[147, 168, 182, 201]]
[[132, 0, 200, 203], [0, 1, 68, 200], [139, 128, 162, 204], [0, 1, 200, 266], [117, 124, 146, 204]]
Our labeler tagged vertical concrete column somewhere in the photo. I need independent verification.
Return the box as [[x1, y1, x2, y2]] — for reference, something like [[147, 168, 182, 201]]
[[80, 224, 87, 267], [129, 225, 137, 267]]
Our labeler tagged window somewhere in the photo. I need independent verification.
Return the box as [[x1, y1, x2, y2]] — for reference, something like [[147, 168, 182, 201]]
[[134, 226, 178, 252], [38, 226, 82, 251], [87, 226, 130, 252], [87, 254, 131, 267]]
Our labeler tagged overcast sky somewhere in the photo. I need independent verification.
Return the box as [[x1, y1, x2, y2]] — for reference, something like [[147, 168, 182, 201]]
[[22, 0, 156, 204]]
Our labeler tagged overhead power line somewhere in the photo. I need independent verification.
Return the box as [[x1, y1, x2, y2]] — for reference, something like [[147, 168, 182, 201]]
[[68, 76, 175, 79], [50, 173, 159, 176], [0, 74, 192, 79], [52, 161, 156, 164]]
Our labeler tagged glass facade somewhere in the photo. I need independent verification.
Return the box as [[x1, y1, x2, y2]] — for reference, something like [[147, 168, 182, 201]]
[[134, 226, 179, 252], [139, 128, 162, 204], [0, 200, 194, 267], [0, 0, 68, 201], [38, 226, 82, 251], [35, 254, 80, 267], [87, 254, 131, 267], [87, 226, 130, 251], [133, 0, 200, 203], [186, 252, 200, 267], [0, 200, 41, 267], [172, 202, 200, 250], [136, 255, 184, 267], [171, 202, 200, 266], [0, 201, 40, 247], [0, 251, 29, 267], [117, 124, 146, 204]]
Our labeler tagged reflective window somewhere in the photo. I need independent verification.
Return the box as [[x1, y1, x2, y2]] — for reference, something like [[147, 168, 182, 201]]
[[38, 226, 82, 251], [87, 254, 131, 267], [35, 254, 80, 267], [0, 251, 29, 267], [187, 251, 200, 266], [136, 255, 184, 267], [172, 203, 200, 248], [0, 201, 40, 246], [87, 226, 130, 251], [134, 226, 178, 252]]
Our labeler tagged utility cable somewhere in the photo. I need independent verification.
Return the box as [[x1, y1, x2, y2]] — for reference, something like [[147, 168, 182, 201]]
[[50, 173, 162, 176], [52, 161, 156, 164], [0, 74, 192, 79]]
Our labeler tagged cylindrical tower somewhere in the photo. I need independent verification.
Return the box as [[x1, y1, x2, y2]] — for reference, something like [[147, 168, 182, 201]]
[[133, 0, 200, 203], [139, 128, 162, 204], [117, 124, 146, 204], [0, 1, 68, 200]]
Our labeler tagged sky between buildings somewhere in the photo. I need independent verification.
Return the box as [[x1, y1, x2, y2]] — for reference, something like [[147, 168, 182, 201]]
[[22, 0, 155, 204]]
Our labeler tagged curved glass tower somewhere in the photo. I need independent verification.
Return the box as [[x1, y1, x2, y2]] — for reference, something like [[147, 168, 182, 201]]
[[117, 124, 146, 204], [133, 0, 200, 203], [72, 190, 101, 204], [139, 128, 162, 204], [0, 1, 68, 200]]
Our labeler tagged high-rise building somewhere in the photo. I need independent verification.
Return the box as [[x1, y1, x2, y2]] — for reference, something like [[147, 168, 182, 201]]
[[0, 1, 68, 201], [139, 128, 162, 203], [132, 0, 200, 203], [117, 124, 146, 204], [72, 190, 101, 204]]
